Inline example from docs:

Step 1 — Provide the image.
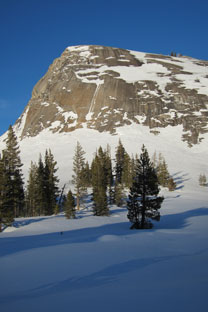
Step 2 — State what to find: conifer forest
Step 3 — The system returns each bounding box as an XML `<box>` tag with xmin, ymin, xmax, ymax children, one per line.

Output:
<box><xmin>0</xmin><ymin>126</ymin><xmax>178</xmax><ymax>231</ymax></box>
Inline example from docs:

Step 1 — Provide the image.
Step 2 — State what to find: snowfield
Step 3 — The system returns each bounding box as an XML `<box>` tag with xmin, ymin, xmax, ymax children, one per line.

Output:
<box><xmin>0</xmin><ymin>123</ymin><xmax>208</xmax><ymax>311</ymax></box>
<box><xmin>67</xmin><ymin>45</ymin><xmax>208</xmax><ymax>96</ymax></box>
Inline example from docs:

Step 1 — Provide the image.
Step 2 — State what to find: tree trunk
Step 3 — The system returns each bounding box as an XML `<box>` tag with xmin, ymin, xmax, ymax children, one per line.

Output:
<box><xmin>141</xmin><ymin>192</ymin><xmax>146</xmax><ymax>229</ymax></box>
<box><xmin>141</xmin><ymin>163</ymin><xmax>146</xmax><ymax>229</ymax></box>
<box><xmin>77</xmin><ymin>195</ymin><xmax>80</xmax><ymax>211</ymax></box>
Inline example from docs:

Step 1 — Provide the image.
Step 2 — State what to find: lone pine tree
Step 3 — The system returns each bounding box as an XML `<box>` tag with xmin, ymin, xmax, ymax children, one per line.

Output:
<box><xmin>127</xmin><ymin>145</ymin><xmax>164</xmax><ymax>229</ymax></box>
<box><xmin>64</xmin><ymin>190</ymin><xmax>76</xmax><ymax>219</ymax></box>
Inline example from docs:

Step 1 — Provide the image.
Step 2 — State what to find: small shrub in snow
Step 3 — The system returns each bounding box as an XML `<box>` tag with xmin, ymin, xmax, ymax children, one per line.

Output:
<box><xmin>199</xmin><ymin>174</ymin><xmax>207</xmax><ymax>187</ymax></box>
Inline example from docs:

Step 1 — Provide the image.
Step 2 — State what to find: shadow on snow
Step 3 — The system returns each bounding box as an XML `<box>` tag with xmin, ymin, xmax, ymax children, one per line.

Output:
<box><xmin>0</xmin><ymin>206</ymin><xmax>208</xmax><ymax>258</ymax></box>
<box><xmin>1</xmin><ymin>245</ymin><xmax>208</xmax><ymax>304</ymax></box>
<box><xmin>171</xmin><ymin>171</ymin><xmax>190</xmax><ymax>190</ymax></box>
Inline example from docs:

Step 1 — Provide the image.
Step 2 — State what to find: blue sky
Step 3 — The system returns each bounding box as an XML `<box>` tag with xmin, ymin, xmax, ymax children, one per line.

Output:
<box><xmin>0</xmin><ymin>0</ymin><xmax>208</xmax><ymax>136</ymax></box>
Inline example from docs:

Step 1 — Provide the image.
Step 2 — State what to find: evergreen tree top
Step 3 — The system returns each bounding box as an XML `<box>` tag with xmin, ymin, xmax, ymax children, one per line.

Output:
<box><xmin>4</xmin><ymin>125</ymin><xmax>22</xmax><ymax>169</ymax></box>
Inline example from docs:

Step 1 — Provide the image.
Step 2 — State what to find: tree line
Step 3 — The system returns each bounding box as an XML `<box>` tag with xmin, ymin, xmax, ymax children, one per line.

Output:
<box><xmin>0</xmin><ymin>126</ymin><xmax>176</xmax><ymax>231</ymax></box>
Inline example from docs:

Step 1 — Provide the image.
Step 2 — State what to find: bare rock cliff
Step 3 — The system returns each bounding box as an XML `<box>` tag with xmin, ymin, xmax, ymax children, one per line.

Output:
<box><xmin>15</xmin><ymin>45</ymin><xmax>208</xmax><ymax>146</ymax></box>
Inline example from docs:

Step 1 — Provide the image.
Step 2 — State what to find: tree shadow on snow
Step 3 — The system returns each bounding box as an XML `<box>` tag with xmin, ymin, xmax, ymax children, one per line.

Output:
<box><xmin>13</xmin><ymin>217</ymin><xmax>50</xmax><ymax>228</ymax></box>
<box><xmin>0</xmin><ymin>256</ymin><xmax>178</xmax><ymax>303</ymax></box>
<box><xmin>1</xmin><ymin>206</ymin><xmax>208</xmax><ymax>259</ymax></box>
<box><xmin>171</xmin><ymin>171</ymin><xmax>189</xmax><ymax>190</ymax></box>
<box><xmin>110</xmin><ymin>207</ymin><xmax>127</xmax><ymax>215</ymax></box>
<box><xmin>0</xmin><ymin>220</ymin><xmax>131</xmax><ymax>257</ymax></box>
<box><xmin>1</xmin><ymin>245</ymin><xmax>208</xmax><ymax>304</ymax></box>
<box><xmin>154</xmin><ymin>207</ymin><xmax>208</xmax><ymax>230</ymax></box>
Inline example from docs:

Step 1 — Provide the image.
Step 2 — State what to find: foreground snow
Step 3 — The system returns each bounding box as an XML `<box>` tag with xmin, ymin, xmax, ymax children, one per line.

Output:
<box><xmin>0</xmin><ymin>123</ymin><xmax>208</xmax><ymax>311</ymax></box>
<box><xmin>0</xmin><ymin>183</ymin><xmax>208</xmax><ymax>312</ymax></box>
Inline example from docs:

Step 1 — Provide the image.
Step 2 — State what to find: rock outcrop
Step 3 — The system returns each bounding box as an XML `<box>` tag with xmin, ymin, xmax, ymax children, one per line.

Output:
<box><xmin>15</xmin><ymin>45</ymin><xmax>208</xmax><ymax>146</ymax></box>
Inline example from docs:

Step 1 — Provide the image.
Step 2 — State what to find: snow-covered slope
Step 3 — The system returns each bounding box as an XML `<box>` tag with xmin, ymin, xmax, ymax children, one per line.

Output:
<box><xmin>0</xmin><ymin>46</ymin><xmax>208</xmax><ymax>312</ymax></box>
<box><xmin>0</xmin><ymin>123</ymin><xmax>208</xmax><ymax>312</ymax></box>
<box><xmin>0</xmin><ymin>121</ymin><xmax>208</xmax><ymax>192</ymax></box>
<box><xmin>0</xmin><ymin>169</ymin><xmax>208</xmax><ymax>312</ymax></box>
<box><xmin>15</xmin><ymin>123</ymin><xmax>208</xmax><ymax>190</ymax></box>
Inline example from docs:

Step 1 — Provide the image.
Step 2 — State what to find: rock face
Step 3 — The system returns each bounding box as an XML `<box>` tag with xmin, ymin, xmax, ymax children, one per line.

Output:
<box><xmin>15</xmin><ymin>45</ymin><xmax>208</xmax><ymax>146</ymax></box>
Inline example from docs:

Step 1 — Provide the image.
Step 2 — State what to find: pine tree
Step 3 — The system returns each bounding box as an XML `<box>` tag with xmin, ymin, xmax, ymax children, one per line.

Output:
<box><xmin>115</xmin><ymin>140</ymin><xmax>132</xmax><ymax>187</ymax></box>
<box><xmin>26</xmin><ymin>150</ymin><xmax>59</xmax><ymax>216</ymax></box>
<box><xmin>199</xmin><ymin>174</ymin><xmax>207</xmax><ymax>187</ymax></box>
<box><xmin>0</xmin><ymin>153</ymin><xmax>14</xmax><ymax>231</ymax></box>
<box><xmin>3</xmin><ymin>125</ymin><xmax>24</xmax><ymax>218</ymax></box>
<box><xmin>25</xmin><ymin>161</ymin><xmax>39</xmax><ymax>216</ymax></box>
<box><xmin>115</xmin><ymin>139</ymin><xmax>126</xmax><ymax>184</ymax></box>
<box><xmin>54</xmin><ymin>204</ymin><xmax>60</xmax><ymax>215</ymax></box>
<box><xmin>44</xmin><ymin>149</ymin><xmax>59</xmax><ymax>215</ymax></box>
<box><xmin>122</xmin><ymin>152</ymin><xmax>133</xmax><ymax>188</ymax></box>
<box><xmin>81</xmin><ymin>161</ymin><xmax>91</xmax><ymax>187</ymax></box>
<box><xmin>72</xmin><ymin>142</ymin><xmax>86</xmax><ymax>210</ymax></box>
<box><xmin>127</xmin><ymin>145</ymin><xmax>164</xmax><ymax>229</ymax></box>
<box><xmin>91</xmin><ymin>148</ymin><xmax>109</xmax><ymax>216</ymax></box>
<box><xmin>114</xmin><ymin>140</ymin><xmax>131</xmax><ymax>205</ymax></box>
<box><xmin>152</xmin><ymin>152</ymin><xmax>176</xmax><ymax>191</ymax></box>
<box><xmin>114</xmin><ymin>182</ymin><xmax>124</xmax><ymax>207</ymax></box>
<box><xmin>157</xmin><ymin>159</ymin><xmax>170</xmax><ymax>187</ymax></box>
<box><xmin>168</xmin><ymin>177</ymin><xmax>177</xmax><ymax>191</ymax></box>
<box><xmin>0</xmin><ymin>155</ymin><xmax>4</xmax><ymax>231</ymax></box>
<box><xmin>64</xmin><ymin>190</ymin><xmax>76</xmax><ymax>219</ymax></box>
<box><xmin>155</xmin><ymin>153</ymin><xmax>170</xmax><ymax>187</ymax></box>
<box><xmin>36</xmin><ymin>154</ymin><xmax>47</xmax><ymax>215</ymax></box>
<box><xmin>61</xmin><ymin>194</ymin><xmax>67</xmax><ymax>211</ymax></box>
<box><xmin>98</xmin><ymin>145</ymin><xmax>113</xmax><ymax>204</ymax></box>
<box><xmin>25</xmin><ymin>150</ymin><xmax>59</xmax><ymax>217</ymax></box>
<box><xmin>151</xmin><ymin>151</ymin><xmax>157</xmax><ymax>169</ymax></box>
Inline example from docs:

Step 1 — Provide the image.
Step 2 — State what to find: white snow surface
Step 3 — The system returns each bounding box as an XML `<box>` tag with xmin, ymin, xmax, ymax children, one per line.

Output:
<box><xmin>0</xmin><ymin>123</ymin><xmax>208</xmax><ymax>312</ymax></box>
<box><xmin>66</xmin><ymin>46</ymin><xmax>208</xmax><ymax>95</ymax></box>
<box><xmin>0</xmin><ymin>45</ymin><xmax>208</xmax><ymax>311</ymax></box>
